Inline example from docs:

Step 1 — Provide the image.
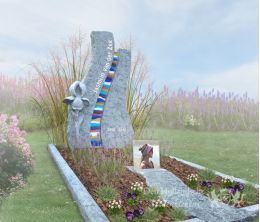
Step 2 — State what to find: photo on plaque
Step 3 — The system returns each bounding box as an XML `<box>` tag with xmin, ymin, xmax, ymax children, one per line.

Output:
<box><xmin>133</xmin><ymin>140</ymin><xmax>160</xmax><ymax>169</ymax></box>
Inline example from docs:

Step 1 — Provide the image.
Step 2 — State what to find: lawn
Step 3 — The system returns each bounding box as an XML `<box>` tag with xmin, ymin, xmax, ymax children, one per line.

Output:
<box><xmin>0</xmin><ymin>131</ymin><xmax>83</xmax><ymax>222</ymax></box>
<box><xmin>142</xmin><ymin>128</ymin><xmax>259</xmax><ymax>183</ymax></box>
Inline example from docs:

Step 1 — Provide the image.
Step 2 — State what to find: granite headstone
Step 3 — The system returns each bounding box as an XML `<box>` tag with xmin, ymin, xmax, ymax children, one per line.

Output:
<box><xmin>64</xmin><ymin>31</ymin><xmax>134</xmax><ymax>150</ymax></box>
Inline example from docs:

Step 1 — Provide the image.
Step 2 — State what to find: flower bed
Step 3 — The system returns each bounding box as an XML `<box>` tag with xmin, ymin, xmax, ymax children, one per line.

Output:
<box><xmin>0</xmin><ymin>114</ymin><xmax>33</xmax><ymax>201</ymax></box>
<box><xmin>49</xmin><ymin>142</ymin><xmax>259</xmax><ymax>222</ymax></box>
<box><xmin>161</xmin><ymin>157</ymin><xmax>259</xmax><ymax>208</ymax></box>
<box><xmin>59</xmin><ymin>147</ymin><xmax>190</xmax><ymax>221</ymax></box>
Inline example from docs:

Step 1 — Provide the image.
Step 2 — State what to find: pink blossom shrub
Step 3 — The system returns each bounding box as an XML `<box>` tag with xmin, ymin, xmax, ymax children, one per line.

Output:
<box><xmin>0</xmin><ymin>114</ymin><xmax>32</xmax><ymax>160</ymax></box>
<box><xmin>0</xmin><ymin>114</ymin><xmax>33</xmax><ymax>200</ymax></box>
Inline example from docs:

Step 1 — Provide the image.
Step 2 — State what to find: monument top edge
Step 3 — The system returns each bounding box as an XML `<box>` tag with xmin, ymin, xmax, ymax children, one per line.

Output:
<box><xmin>90</xmin><ymin>31</ymin><xmax>113</xmax><ymax>37</ymax></box>
<box><xmin>90</xmin><ymin>31</ymin><xmax>131</xmax><ymax>53</ymax></box>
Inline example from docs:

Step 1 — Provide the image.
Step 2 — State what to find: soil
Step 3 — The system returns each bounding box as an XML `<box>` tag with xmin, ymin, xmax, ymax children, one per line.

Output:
<box><xmin>160</xmin><ymin>156</ymin><xmax>223</xmax><ymax>184</ymax></box>
<box><xmin>58</xmin><ymin>147</ymin><xmax>187</xmax><ymax>222</ymax></box>
<box><xmin>161</xmin><ymin>156</ymin><xmax>200</xmax><ymax>183</ymax></box>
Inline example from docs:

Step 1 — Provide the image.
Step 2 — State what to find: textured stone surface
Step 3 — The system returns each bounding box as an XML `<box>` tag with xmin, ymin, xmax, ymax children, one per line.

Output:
<box><xmin>65</xmin><ymin>31</ymin><xmax>133</xmax><ymax>150</ymax></box>
<box><xmin>48</xmin><ymin>144</ymin><xmax>109</xmax><ymax>222</ymax></box>
<box><xmin>101</xmin><ymin>48</ymin><xmax>134</xmax><ymax>148</ymax></box>
<box><xmin>183</xmin><ymin>219</ymin><xmax>204</xmax><ymax>222</ymax></box>
<box><xmin>128</xmin><ymin>167</ymin><xmax>257</xmax><ymax>222</ymax></box>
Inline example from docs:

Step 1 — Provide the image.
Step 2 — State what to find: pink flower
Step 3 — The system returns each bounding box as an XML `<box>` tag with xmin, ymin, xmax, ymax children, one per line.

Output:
<box><xmin>0</xmin><ymin>114</ymin><xmax>32</xmax><ymax>164</ymax></box>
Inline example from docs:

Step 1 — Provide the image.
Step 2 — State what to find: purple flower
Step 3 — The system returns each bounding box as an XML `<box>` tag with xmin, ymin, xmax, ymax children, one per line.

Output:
<box><xmin>138</xmin><ymin>209</ymin><xmax>144</xmax><ymax>215</ymax></box>
<box><xmin>227</xmin><ymin>187</ymin><xmax>236</xmax><ymax>195</ymax></box>
<box><xmin>239</xmin><ymin>183</ymin><xmax>245</xmax><ymax>191</ymax></box>
<box><xmin>206</xmin><ymin>181</ymin><xmax>212</xmax><ymax>188</ymax></box>
<box><xmin>200</xmin><ymin>181</ymin><xmax>212</xmax><ymax>188</ymax></box>
<box><xmin>234</xmin><ymin>184</ymin><xmax>239</xmax><ymax>191</ymax></box>
<box><xmin>124</xmin><ymin>192</ymin><xmax>132</xmax><ymax>198</ymax></box>
<box><xmin>131</xmin><ymin>193</ymin><xmax>137</xmax><ymax>200</ymax></box>
<box><xmin>200</xmin><ymin>181</ymin><xmax>207</xmax><ymax>187</ymax></box>
<box><xmin>124</xmin><ymin>192</ymin><xmax>137</xmax><ymax>200</ymax></box>
<box><xmin>234</xmin><ymin>183</ymin><xmax>244</xmax><ymax>191</ymax></box>
<box><xmin>133</xmin><ymin>209</ymin><xmax>140</xmax><ymax>216</ymax></box>
<box><xmin>126</xmin><ymin>212</ymin><xmax>135</xmax><ymax>221</ymax></box>
<box><xmin>133</xmin><ymin>209</ymin><xmax>144</xmax><ymax>217</ymax></box>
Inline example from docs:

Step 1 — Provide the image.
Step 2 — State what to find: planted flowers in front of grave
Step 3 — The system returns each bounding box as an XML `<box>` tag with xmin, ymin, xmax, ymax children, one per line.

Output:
<box><xmin>98</xmin><ymin>181</ymin><xmax>187</xmax><ymax>221</ymax></box>
<box><xmin>108</xmin><ymin>199</ymin><xmax>123</xmax><ymax>215</ymax></box>
<box><xmin>186</xmin><ymin>171</ymin><xmax>258</xmax><ymax>207</ymax></box>
<box><xmin>130</xmin><ymin>182</ymin><xmax>144</xmax><ymax>195</ymax></box>
<box><xmin>124</xmin><ymin>181</ymin><xmax>145</xmax><ymax>220</ymax></box>
<box><xmin>187</xmin><ymin>174</ymin><xmax>198</xmax><ymax>189</ymax></box>
<box><xmin>199</xmin><ymin>180</ymin><xmax>213</xmax><ymax>195</ymax></box>
<box><xmin>209</xmin><ymin>176</ymin><xmax>257</xmax><ymax>207</ymax></box>
<box><xmin>187</xmin><ymin>172</ymin><xmax>213</xmax><ymax>194</ymax></box>
<box><xmin>151</xmin><ymin>198</ymin><xmax>167</xmax><ymax>213</ymax></box>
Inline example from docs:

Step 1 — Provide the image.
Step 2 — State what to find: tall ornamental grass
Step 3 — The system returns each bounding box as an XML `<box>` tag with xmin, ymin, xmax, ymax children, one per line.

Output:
<box><xmin>32</xmin><ymin>33</ymin><xmax>90</xmax><ymax>145</ymax></box>
<box><xmin>72</xmin><ymin>148</ymin><xmax>128</xmax><ymax>185</ymax></box>
<box><xmin>152</xmin><ymin>87</ymin><xmax>258</xmax><ymax>131</ymax></box>
<box><xmin>127</xmin><ymin>51</ymin><xmax>159</xmax><ymax>138</ymax></box>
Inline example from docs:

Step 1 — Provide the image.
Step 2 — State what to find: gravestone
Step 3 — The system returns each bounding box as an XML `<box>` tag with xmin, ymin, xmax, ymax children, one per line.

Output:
<box><xmin>64</xmin><ymin>31</ymin><xmax>134</xmax><ymax>150</ymax></box>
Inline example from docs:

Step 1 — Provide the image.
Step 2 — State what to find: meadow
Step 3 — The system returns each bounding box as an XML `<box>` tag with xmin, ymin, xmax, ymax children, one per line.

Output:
<box><xmin>142</xmin><ymin>128</ymin><xmax>259</xmax><ymax>183</ymax></box>
<box><xmin>151</xmin><ymin>86</ymin><xmax>258</xmax><ymax>132</ymax></box>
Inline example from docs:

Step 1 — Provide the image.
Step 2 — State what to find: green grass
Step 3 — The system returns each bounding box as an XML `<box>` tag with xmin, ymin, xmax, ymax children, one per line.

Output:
<box><xmin>96</xmin><ymin>185</ymin><xmax>117</xmax><ymax>202</ymax></box>
<box><xmin>198</xmin><ymin>168</ymin><xmax>217</xmax><ymax>181</ymax></box>
<box><xmin>142</xmin><ymin>128</ymin><xmax>259</xmax><ymax>183</ymax></box>
<box><xmin>18</xmin><ymin>114</ymin><xmax>47</xmax><ymax>132</ymax></box>
<box><xmin>0</xmin><ymin>131</ymin><xmax>83</xmax><ymax>222</ymax></box>
<box><xmin>169</xmin><ymin>208</ymin><xmax>187</xmax><ymax>221</ymax></box>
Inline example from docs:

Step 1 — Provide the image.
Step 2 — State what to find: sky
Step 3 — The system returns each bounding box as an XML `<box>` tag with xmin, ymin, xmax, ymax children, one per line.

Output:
<box><xmin>0</xmin><ymin>0</ymin><xmax>259</xmax><ymax>99</ymax></box>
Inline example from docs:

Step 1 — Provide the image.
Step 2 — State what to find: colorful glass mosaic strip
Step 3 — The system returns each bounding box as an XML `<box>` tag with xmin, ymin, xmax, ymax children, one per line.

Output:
<box><xmin>90</xmin><ymin>52</ymin><xmax>119</xmax><ymax>147</ymax></box>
